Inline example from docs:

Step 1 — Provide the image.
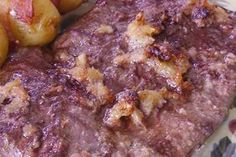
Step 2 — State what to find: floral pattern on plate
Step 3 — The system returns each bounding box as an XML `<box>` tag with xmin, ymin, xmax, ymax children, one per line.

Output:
<box><xmin>193</xmin><ymin>108</ymin><xmax>236</xmax><ymax>157</ymax></box>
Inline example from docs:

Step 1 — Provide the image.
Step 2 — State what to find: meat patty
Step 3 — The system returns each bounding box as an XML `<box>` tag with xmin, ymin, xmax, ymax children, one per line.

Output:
<box><xmin>0</xmin><ymin>0</ymin><xmax>236</xmax><ymax>157</ymax></box>
<box><xmin>0</xmin><ymin>48</ymin><xmax>116</xmax><ymax>157</ymax></box>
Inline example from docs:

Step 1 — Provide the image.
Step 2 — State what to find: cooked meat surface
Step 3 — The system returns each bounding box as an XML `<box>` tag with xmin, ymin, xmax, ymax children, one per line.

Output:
<box><xmin>0</xmin><ymin>0</ymin><xmax>236</xmax><ymax>157</ymax></box>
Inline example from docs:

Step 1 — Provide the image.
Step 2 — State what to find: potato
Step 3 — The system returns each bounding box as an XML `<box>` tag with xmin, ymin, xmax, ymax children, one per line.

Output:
<box><xmin>8</xmin><ymin>0</ymin><xmax>61</xmax><ymax>46</ymax></box>
<box><xmin>0</xmin><ymin>0</ymin><xmax>13</xmax><ymax>40</ymax></box>
<box><xmin>56</xmin><ymin>0</ymin><xmax>84</xmax><ymax>13</ymax></box>
<box><xmin>0</xmin><ymin>23</ymin><xmax>9</xmax><ymax>67</ymax></box>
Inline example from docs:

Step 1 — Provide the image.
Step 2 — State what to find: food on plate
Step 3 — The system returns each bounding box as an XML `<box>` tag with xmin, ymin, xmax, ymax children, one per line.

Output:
<box><xmin>0</xmin><ymin>0</ymin><xmax>85</xmax><ymax>66</ymax></box>
<box><xmin>0</xmin><ymin>0</ymin><xmax>85</xmax><ymax>47</ymax></box>
<box><xmin>0</xmin><ymin>0</ymin><xmax>61</xmax><ymax>46</ymax></box>
<box><xmin>52</xmin><ymin>0</ymin><xmax>236</xmax><ymax>156</ymax></box>
<box><xmin>52</xmin><ymin>0</ymin><xmax>84</xmax><ymax>13</ymax></box>
<box><xmin>0</xmin><ymin>23</ymin><xmax>9</xmax><ymax>67</ymax></box>
<box><xmin>0</xmin><ymin>0</ymin><xmax>236</xmax><ymax>157</ymax></box>
<box><xmin>8</xmin><ymin>0</ymin><xmax>61</xmax><ymax>46</ymax></box>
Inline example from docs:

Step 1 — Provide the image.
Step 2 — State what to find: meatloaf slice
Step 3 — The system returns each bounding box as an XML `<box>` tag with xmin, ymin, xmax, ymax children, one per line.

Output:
<box><xmin>52</xmin><ymin>0</ymin><xmax>236</xmax><ymax>156</ymax></box>
<box><xmin>0</xmin><ymin>0</ymin><xmax>235</xmax><ymax>157</ymax></box>
<box><xmin>0</xmin><ymin>48</ymin><xmax>117</xmax><ymax>157</ymax></box>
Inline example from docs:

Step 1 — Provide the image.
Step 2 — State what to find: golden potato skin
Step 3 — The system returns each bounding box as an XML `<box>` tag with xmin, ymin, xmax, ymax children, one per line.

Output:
<box><xmin>0</xmin><ymin>0</ymin><xmax>13</xmax><ymax>40</ymax></box>
<box><xmin>0</xmin><ymin>0</ymin><xmax>84</xmax><ymax>47</ymax></box>
<box><xmin>0</xmin><ymin>23</ymin><xmax>9</xmax><ymax>67</ymax></box>
<box><xmin>8</xmin><ymin>0</ymin><xmax>61</xmax><ymax>46</ymax></box>
<box><xmin>57</xmin><ymin>0</ymin><xmax>84</xmax><ymax>13</ymax></box>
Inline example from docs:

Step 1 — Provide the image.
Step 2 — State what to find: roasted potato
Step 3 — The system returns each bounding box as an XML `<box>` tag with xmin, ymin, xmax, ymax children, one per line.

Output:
<box><xmin>7</xmin><ymin>0</ymin><xmax>61</xmax><ymax>46</ymax></box>
<box><xmin>0</xmin><ymin>0</ymin><xmax>85</xmax><ymax>47</ymax></box>
<box><xmin>0</xmin><ymin>0</ymin><xmax>13</xmax><ymax>40</ymax></box>
<box><xmin>52</xmin><ymin>0</ymin><xmax>84</xmax><ymax>13</ymax></box>
<box><xmin>0</xmin><ymin>23</ymin><xmax>9</xmax><ymax>67</ymax></box>
<box><xmin>0</xmin><ymin>0</ymin><xmax>61</xmax><ymax>46</ymax></box>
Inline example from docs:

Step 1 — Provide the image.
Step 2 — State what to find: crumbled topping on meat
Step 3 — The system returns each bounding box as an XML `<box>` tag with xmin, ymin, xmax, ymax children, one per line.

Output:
<box><xmin>138</xmin><ymin>88</ymin><xmax>167</xmax><ymax>116</ymax></box>
<box><xmin>130</xmin><ymin>109</ymin><xmax>145</xmax><ymax>128</ymax></box>
<box><xmin>174</xmin><ymin>54</ymin><xmax>191</xmax><ymax>74</ymax></box>
<box><xmin>96</xmin><ymin>24</ymin><xmax>114</xmax><ymax>34</ymax></box>
<box><xmin>224</xmin><ymin>53</ymin><xmax>236</xmax><ymax>65</ymax></box>
<box><xmin>104</xmin><ymin>87</ymin><xmax>187</xmax><ymax>123</ymax></box>
<box><xmin>22</xmin><ymin>124</ymin><xmax>41</xmax><ymax>154</ymax></box>
<box><xmin>145</xmin><ymin>43</ymin><xmax>172</xmax><ymax>61</ymax></box>
<box><xmin>126</xmin><ymin>12</ymin><xmax>160</xmax><ymax>50</ymax></box>
<box><xmin>120</xmin><ymin>46</ymin><xmax>190</xmax><ymax>87</ymax></box>
<box><xmin>75</xmin><ymin>53</ymin><xmax>87</xmax><ymax>67</ymax></box>
<box><xmin>23</xmin><ymin>124</ymin><xmax>38</xmax><ymax>138</ymax></box>
<box><xmin>0</xmin><ymin>79</ymin><xmax>30</xmax><ymax>115</ymax></box>
<box><xmin>114</xmin><ymin>13</ymin><xmax>191</xmax><ymax>88</ymax></box>
<box><xmin>56</xmin><ymin>51</ymin><xmax>72</xmax><ymax>62</ymax></box>
<box><xmin>113</xmin><ymin>12</ymin><xmax>160</xmax><ymax>65</ymax></box>
<box><xmin>185</xmin><ymin>0</ymin><xmax>229</xmax><ymax>27</ymax></box>
<box><xmin>113</xmin><ymin>53</ymin><xmax>146</xmax><ymax>65</ymax></box>
<box><xmin>69</xmin><ymin>53</ymin><xmax>88</xmax><ymax>82</ymax></box>
<box><xmin>117</xmin><ymin>51</ymin><xmax>190</xmax><ymax>87</ymax></box>
<box><xmin>104</xmin><ymin>98</ymin><xmax>135</xmax><ymax>127</ymax></box>
<box><xmin>148</xmin><ymin>59</ymin><xmax>181</xmax><ymax>88</ymax></box>
<box><xmin>69</xmin><ymin>54</ymin><xmax>113</xmax><ymax>106</ymax></box>
<box><xmin>146</xmin><ymin>50</ymin><xmax>190</xmax><ymax>88</ymax></box>
<box><xmin>87</xmin><ymin>82</ymin><xmax>111</xmax><ymax>104</ymax></box>
<box><xmin>104</xmin><ymin>90</ymin><xmax>144</xmax><ymax>128</ymax></box>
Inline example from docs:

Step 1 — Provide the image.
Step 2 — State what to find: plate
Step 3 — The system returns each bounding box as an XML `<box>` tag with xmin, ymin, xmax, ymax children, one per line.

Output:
<box><xmin>193</xmin><ymin>108</ymin><xmax>236</xmax><ymax>157</ymax></box>
<box><xmin>210</xmin><ymin>0</ymin><xmax>236</xmax><ymax>11</ymax></box>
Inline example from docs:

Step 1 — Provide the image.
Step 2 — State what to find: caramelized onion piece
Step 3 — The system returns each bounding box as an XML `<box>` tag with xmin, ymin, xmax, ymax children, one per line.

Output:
<box><xmin>104</xmin><ymin>90</ymin><xmax>145</xmax><ymax>128</ymax></box>
<box><xmin>0</xmin><ymin>79</ymin><xmax>30</xmax><ymax>115</ymax></box>
<box><xmin>185</xmin><ymin>0</ymin><xmax>230</xmax><ymax>27</ymax></box>
<box><xmin>68</xmin><ymin>54</ymin><xmax>113</xmax><ymax>107</ymax></box>
<box><xmin>126</xmin><ymin>12</ymin><xmax>160</xmax><ymax>51</ymax></box>
<box><xmin>138</xmin><ymin>88</ymin><xmax>167</xmax><ymax>116</ymax></box>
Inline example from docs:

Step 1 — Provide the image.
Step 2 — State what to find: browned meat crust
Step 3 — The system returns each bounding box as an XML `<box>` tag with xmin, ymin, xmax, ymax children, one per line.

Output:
<box><xmin>0</xmin><ymin>0</ymin><xmax>236</xmax><ymax>157</ymax></box>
